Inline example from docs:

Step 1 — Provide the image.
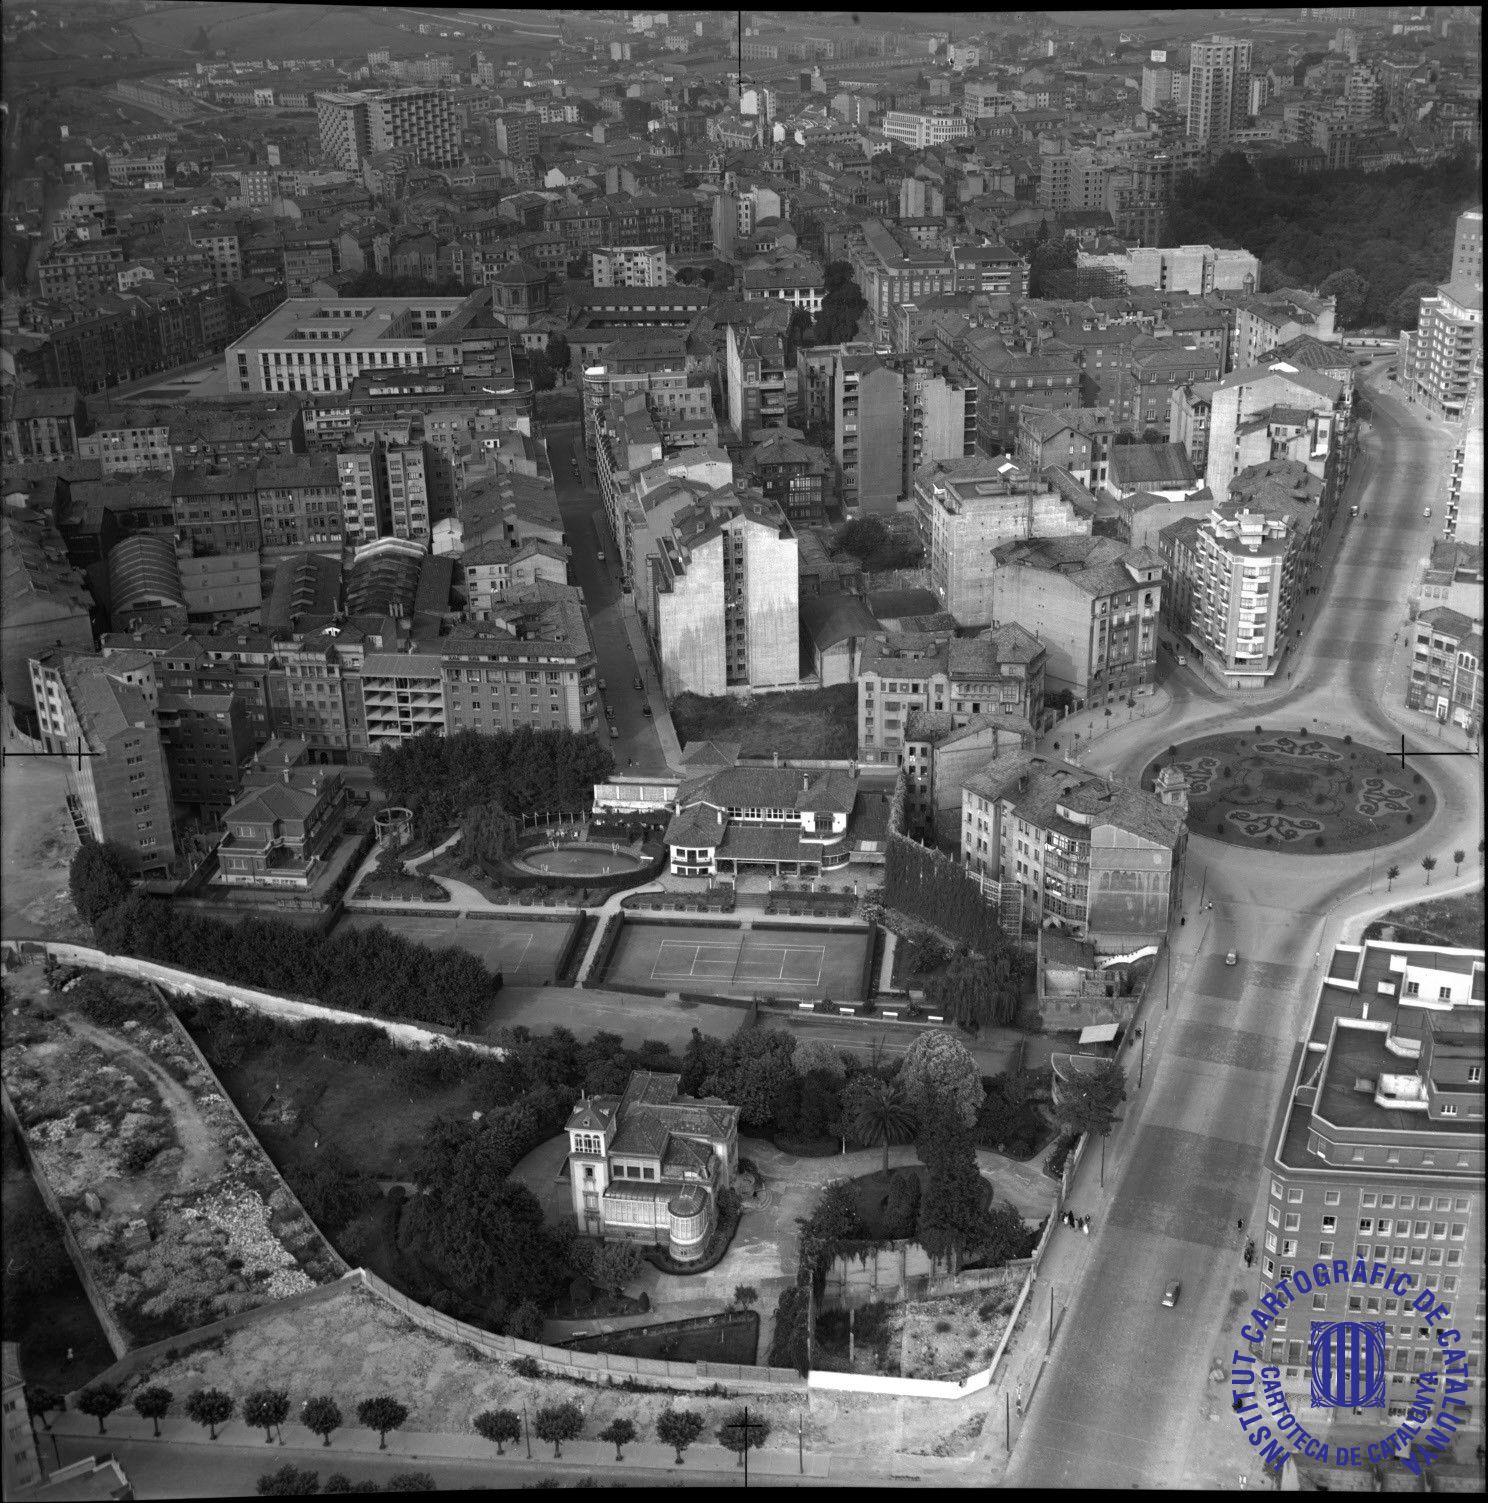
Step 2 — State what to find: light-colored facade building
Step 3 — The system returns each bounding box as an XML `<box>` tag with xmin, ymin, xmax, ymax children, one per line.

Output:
<box><xmin>960</xmin><ymin>751</ymin><xmax>1188</xmax><ymax>944</ymax></box>
<box><xmin>1187</xmin><ymin>36</ymin><xmax>1253</xmax><ymax>149</ymax></box>
<box><xmin>650</xmin><ymin>486</ymin><xmax>798</xmax><ymax>699</ymax></box>
<box><xmin>834</xmin><ymin>351</ymin><xmax>904</xmax><ymax>514</ymax></box>
<box><xmin>592</xmin><ymin>244</ymin><xmax>669</xmax><ymax>288</ymax></box>
<box><xmin>1076</xmin><ymin>244</ymin><xmax>1259</xmax><ymax>296</ymax></box>
<box><xmin>214</xmin><ymin>738</ymin><xmax>348</xmax><ymax>889</ymax></box>
<box><xmin>1406</xmin><ymin>282</ymin><xmax>1483</xmax><ymax>423</ymax></box>
<box><xmin>914</xmin><ymin>454</ymin><xmax>1094</xmax><ymax>628</ymax></box>
<box><xmin>882</xmin><ymin>108</ymin><xmax>970</xmax><ymax>150</ymax></box>
<box><xmin>566</xmin><ymin>1070</ymin><xmax>739</xmax><ymax>1261</ymax></box>
<box><xmin>316</xmin><ymin>87</ymin><xmax>460</xmax><ymax>170</ymax></box>
<box><xmin>1408</xmin><ymin>607</ymin><xmax>1483</xmax><ymax>736</ymax></box>
<box><xmin>726</xmin><ymin>324</ymin><xmax>789</xmax><ymax>445</ymax></box>
<box><xmin>1204</xmin><ymin>361</ymin><xmax>1348</xmax><ymax>504</ymax></box>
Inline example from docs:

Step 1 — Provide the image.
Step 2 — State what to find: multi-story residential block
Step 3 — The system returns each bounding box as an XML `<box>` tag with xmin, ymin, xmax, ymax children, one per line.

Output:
<box><xmin>604</xmin><ymin>447</ymin><xmax>733</xmax><ymax>591</ymax></box>
<box><xmin>254</xmin><ymin>456</ymin><xmax>345</xmax><ymax>549</ymax></box>
<box><xmin>649</xmin><ymin>484</ymin><xmax>798</xmax><ymax>699</ymax></box>
<box><xmin>742</xmin><ymin>261</ymin><xmax>827</xmax><ymax>314</ymax></box>
<box><xmin>882</xmin><ymin>108</ymin><xmax>971</xmax><ymax>150</ymax></box>
<box><xmin>1168</xmin><ymin>381</ymin><xmax>1218</xmax><ymax>471</ymax></box>
<box><xmin>171</xmin><ymin>401</ymin><xmax>307</xmax><ymax>471</ymax></box>
<box><xmin>316</xmin><ymin>88</ymin><xmax>460</xmax><ymax>170</ymax></box>
<box><xmin>1205</xmin><ymin>361</ymin><xmax>1349</xmax><ymax>504</ymax></box>
<box><xmin>989</xmin><ymin>534</ymin><xmax>1163</xmax><ymax>705</ymax></box>
<box><xmin>858</xmin><ymin>623</ymin><xmax>1046</xmax><ymax>768</ymax></box>
<box><xmin>950</xmin><ymin>242</ymin><xmax>1029</xmax><ymax>298</ymax></box>
<box><xmin>1187</xmin><ymin>36</ymin><xmax>1253</xmax><ymax>149</ymax></box>
<box><xmin>1017</xmin><ymin>406</ymin><xmax>1115</xmax><ymax>491</ymax></box>
<box><xmin>214</xmin><ymin>736</ymin><xmax>349</xmax><ymax>888</ymax></box>
<box><xmin>170</xmin><ymin>468</ymin><xmax>262</xmax><ymax>555</ymax></box>
<box><xmin>902</xmin><ymin>363</ymin><xmax>978</xmax><ymax>499</ymax></box>
<box><xmin>1405</xmin><ymin>282</ymin><xmax>1483</xmax><ymax>423</ymax></box>
<box><xmin>565</xmin><ymin>1070</ymin><xmax>739</xmax><ymax>1261</ymax></box>
<box><xmin>1232</xmin><ymin>289</ymin><xmax>1338</xmax><ymax>369</ymax></box>
<box><xmin>156</xmin><ymin>689</ymin><xmax>253</xmax><ymax>817</ymax></box>
<box><xmin>960</xmin><ymin>751</ymin><xmax>1188</xmax><ymax>943</ymax></box>
<box><xmin>1159</xmin><ymin>464</ymin><xmax>1322</xmax><ymax>688</ymax></box>
<box><xmin>741</xmin><ymin>432</ymin><xmax>831</xmax><ymax>531</ymax></box>
<box><xmin>834</xmin><ymin>350</ymin><xmax>904</xmax><ymax>515</ymax></box>
<box><xmin>1077</xmin><ymin>244</ymin><xmax>1259</xmax><ymax>296</ymax></box>
<box><xmin>591</xmin><ymin>245</ymin><xmax>669</xmax><ymax>288</ymax></box>
<box><xmin>29</xmin><ymin>648</ymin><xmax>175</xmax><ymax>874</ymax></box>
<box><xmin>36</xmin><ymin>240</ymin><xmax>127</xmax><ymax>301</ymax></box>
<box><xmin>851</xmin><ymin>218</ymin><xmax>960</xmax><ymax>342</ymax></box>
<box><xmin>493</xmin><ymin>110</ymin><xmax>541</xmax><ymax>162</ymax></box>
<box><xmin>937</xmin><ymin>329</ymin><xmax>1083</xmax><ymax>453</ymax></box>
<box><xmin>914</xmin><ymin>454</ymin><xmax>1094</xmax><ymax>627</ymax></box>
<box><xmin>1255</xmin><ymin>937</ymin><xmax>1484</xmax><ymax>1425</ymax></box>
<box><xmin>725</xmin><ymin>325</ymin><xmax>789</xmax><ymax>445</ymax></box>
<box><xmin>1407</xmin><ymin>607</ymin><xmax>1483</xmax><ymax>736</ymax></box>
<box><xmin>662</xmin><ymin>764</ymin><xmax>873</xmax><ymax>879</ymax></box>
<box><xmin>1</xmin><ymin>502</ymin><xmax>97</xmax><ymax>738</ymax></box>
<box><xmin>436</xmin><ymin>587</ymin><xmax>600</xmax><ymax>739</ymax></box>
<box><xmin>1451</xmin><ymin>206</ymin><xmax>1483</xmax><ymax>288</ymax></box>
<box><xmin>80</xmin><ymin>406</ymin><xmax>175</xmax><ymax>475</ymax></box>
<box><xmin>2</xmin><ymin>387</ymin><xmax>90</xmax><ymax>465</ymax></box>
<box><xmin>796</xmin><ymin>340</ymin><xmax>877</xmax><ymax>432</ymax></box>
<box><xmin>1443</xmin><ymin>425</ymin><xmax>1483</xmax><ymax>548</ymax></box>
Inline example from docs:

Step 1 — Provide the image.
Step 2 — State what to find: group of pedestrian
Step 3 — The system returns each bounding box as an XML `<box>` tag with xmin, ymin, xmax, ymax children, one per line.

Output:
<box><xmin>1062</xmin><ymin>1211</ymin><xmax>1092</xmax><ymax>1235</ymax></box>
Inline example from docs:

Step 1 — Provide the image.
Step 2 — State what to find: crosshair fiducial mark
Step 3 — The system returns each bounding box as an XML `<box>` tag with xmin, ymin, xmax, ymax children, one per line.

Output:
<box><xmin>2</xmin><ymin>741</ymin><xmax>101</xmax><ymax>771</ymax></box>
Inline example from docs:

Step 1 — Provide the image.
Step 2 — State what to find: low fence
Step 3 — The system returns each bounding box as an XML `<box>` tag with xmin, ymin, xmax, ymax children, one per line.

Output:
<box><xmin>2</xmin><ymin>941</ymin><xmax>508</xmax><ymax>1058</ymax></box>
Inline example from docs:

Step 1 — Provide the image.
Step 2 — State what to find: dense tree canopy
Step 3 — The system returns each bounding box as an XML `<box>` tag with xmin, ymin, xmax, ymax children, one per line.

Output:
<box><xmin>1052</xmin><ymin>1058</ymin><xmax>1127</xmax><ymax>1139</ymax></box>
<box><xmin>1168</xmin><ymin>149</ymin><xmax>1478</xmax><ymax>327</ymax></box>
<box><xmin>813</xmin><ymin>261</ymin><xmax>869</xmax><ymax>344</ymax></box>
<box><xmin>68</xmin><ymin>841</ymin><xmax>134</xmax><ymax>926</ymax></box>
<box><xmin>898</xmin><ymin>1032</ymin><xmax>984</xmax><ymax>1130</ymax></box>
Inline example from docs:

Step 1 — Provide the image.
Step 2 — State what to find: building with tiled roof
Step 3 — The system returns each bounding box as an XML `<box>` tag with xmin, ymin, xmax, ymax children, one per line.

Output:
<box><xmin>961</xmin><ymin>750</ymin><xmax>1189</xmax><ymax>946</ymax></box>
<box><xmin>566</xmin><ymin>1070</ymin><xmax>739</xmax><ymax>1261</ymax></box>
<box><xmin>215</xmin><ymin>736</ymin><xmax>348</xmax><ymax>889</ymax></box>
<box><xmin>663</xmin><ymin>763</ymin><xmax>880</xmax><ymax>879</ymax></box>
<box><xmin>1205</xmin><ymin>360</ymin><xmax>1348</xmax><ymax>504</ymax></box>
<box><xmin>1408</xmin><ymin>607</ymin><xmax>1482</xmax><ymax>736</ymax></box>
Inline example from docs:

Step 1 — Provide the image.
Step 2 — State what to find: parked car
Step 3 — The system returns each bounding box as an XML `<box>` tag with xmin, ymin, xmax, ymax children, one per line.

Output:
<box><xmin>1176</xmin><ymin>654</ymin><xmax>1188</xmax><ymax>666</ymax></box>
<box><xmin>597</xmin><ymin>548</ymin><xmax>605</xmax><ymax>561</ymax></box>
<box><xmin>1226</xmin><ymin>949</ymin><xmax>1238</xmax><ymax>966</ymax></box>
<box><xmin>609</xmin><ymin>724</ymin><xmax>619</xmax><ymax>739</ymax></box>
<box><xmin>1423</xmin><ymin>507</ymin><xmax>1431</xmax><ymax>518</ymax></box>
<box><xmin>597</xmin><ymin>677</ymin><xmax>606</xmax><ymax>691</ymax></box>
<box><xmin>605</xmin><ymin>705</ymin><xmax>615</xmax><ymax>719</ymax></box>
<box><xmin>1162</xmin><ymin>1281</ymin><xmax>1181</xmax><ymax>1308</ymax></box>
<box><xmin>641</xmin><ymin>703</ymin><xmax>652</xmax><ymax>716</ymax></box>
<box><xmin>632</xmin><ymin>675</ymin><xmax>643</xmax><ymax>690</ymax></box>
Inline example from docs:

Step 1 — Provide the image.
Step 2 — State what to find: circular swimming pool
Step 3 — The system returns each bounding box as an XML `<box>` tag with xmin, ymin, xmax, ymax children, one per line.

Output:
<box><xmin>518</xmin><ymin>842</ymin><xmax>649</xmax><ymax>877</ymax></box>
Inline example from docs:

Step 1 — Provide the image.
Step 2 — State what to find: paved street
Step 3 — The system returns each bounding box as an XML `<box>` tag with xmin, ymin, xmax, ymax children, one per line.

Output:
<box><xmin>994</xmin><ymin>371</ymin><xmax>1484</xmax><ymax>1489</ymax></box>
<box><xmin>546</xmin><ymin>422</ymin><xmax>672</xmax><ymax>774</ymax></box>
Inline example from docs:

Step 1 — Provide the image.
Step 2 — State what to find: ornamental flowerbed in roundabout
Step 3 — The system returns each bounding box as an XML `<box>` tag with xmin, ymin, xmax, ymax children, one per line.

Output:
<box><xmin>1143</xmin><ymin>730</ymin><xmax>1435</xmax><ymax>854</ymax></box>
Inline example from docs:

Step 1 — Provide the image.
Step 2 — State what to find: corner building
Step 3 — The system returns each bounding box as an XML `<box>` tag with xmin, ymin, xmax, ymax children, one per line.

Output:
<box><xmin>1258</xmin><ymin>939</ymin><xmax>1484</xmax><ymax>1426</ymax></box>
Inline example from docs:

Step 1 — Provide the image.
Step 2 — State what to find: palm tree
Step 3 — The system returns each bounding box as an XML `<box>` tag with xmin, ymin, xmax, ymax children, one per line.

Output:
<box><xmin>849</xmin><ymin>1078</ymin><xmax>917</xmax><ymax>1177</ymax></box>
<box><xmin>1421</xmin><ymin>855</ymin><xmax>1437</xmax><ymax>886</ymax></box>
<box><xmin>1386</xmin><ymin>864</ymin><xmax>1400</xmax><ymax>892</ymax></box>
<box><xmin>1452</xmin><ymin>848</ymin><xmax>1465</xmax><ymax>876</ymax></box>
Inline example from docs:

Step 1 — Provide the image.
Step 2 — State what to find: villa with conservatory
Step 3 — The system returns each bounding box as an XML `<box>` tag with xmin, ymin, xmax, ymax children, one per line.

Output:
<box><xmin>660</xmin><ymin>765</ymin><xmax>890</xmax><ymax>878</ymax></box>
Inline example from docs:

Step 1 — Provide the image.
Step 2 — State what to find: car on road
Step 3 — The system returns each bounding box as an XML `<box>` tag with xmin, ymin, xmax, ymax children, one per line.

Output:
<box><xmin>633</xmin><ymin>675</ymin><xmax>643</xmax><ymax>690</ymax></box>
<box><xmin>641</xmin><ymin>703</ymin><xmax>652</xmax><ymax>716</ymax></box>
<box><xmin>609</xmin><ymin>724</ymin><xmax>619</xmax><ymax>738</ymax></box>
<box><xmin>1423</xmin><ymin>507</ymin><xmax>1431</xmax><ymax>518</ymax></box>
<box><xmin>598</xmin><ymin>677</ymin><xmax>606</xmax><ymax>691</ymax></box>
<box><xmin>605</xmin><ymin>705</ymin><xmax>615</xmax><ymax>719</ymax></box>
<box><xmin>1176</xmin><ymin>653</ymin><xmax>1187</xmax><ymax>666</ymax></box>
<box><xmin>1226</xmin><ymin>950</ymin><xmax>1237</xmax><ymax>966</ymax></box>
<box><xmin>1350</xmin><ymin>505</ymin><xmax>1359</xmax><ymax>517</ymax></box>
<box><xmin>597</xmin><ymin>548</ymin><xmax>605</xmax><ymax>561</ymax></box>
<box><xmin>1162</xmin><ymin>1281</ymin><xmax>1181</xmax><ymax>1308</ymax></box>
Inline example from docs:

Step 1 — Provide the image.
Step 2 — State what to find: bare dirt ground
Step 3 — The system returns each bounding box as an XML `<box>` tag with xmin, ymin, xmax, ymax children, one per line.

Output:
<box><xmin>1</xmin><ymin>745</ymin><xmax>87</xmax><ymax>939</ymax></box>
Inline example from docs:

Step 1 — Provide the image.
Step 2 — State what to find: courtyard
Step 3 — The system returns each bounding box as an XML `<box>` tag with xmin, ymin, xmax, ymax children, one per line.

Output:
<box><xmin>1146</xmin><ymin>729</ymin><xmax>1435</xmax><ymax>853</ymax></box>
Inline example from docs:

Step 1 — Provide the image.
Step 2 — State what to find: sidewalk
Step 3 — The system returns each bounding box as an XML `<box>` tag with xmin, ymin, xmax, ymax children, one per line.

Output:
<box><xmin>40</xmin><ymin>1409</ymin><xmax>829</xmax><ymax>1480</ymax></box>
<box><xmin>615</xmin><ymin>590</ymin><xmax>684</xmax><ymax>772</ymax></box>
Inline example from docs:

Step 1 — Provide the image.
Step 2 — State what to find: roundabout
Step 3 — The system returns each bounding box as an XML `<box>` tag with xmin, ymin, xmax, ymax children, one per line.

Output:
<box><xmin>1144</xmin><ymin>729</ymin><xmax>1436</xmax><ymax>854</ymax></box>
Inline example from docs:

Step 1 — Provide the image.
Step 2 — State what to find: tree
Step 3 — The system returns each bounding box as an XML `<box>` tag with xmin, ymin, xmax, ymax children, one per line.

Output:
<box><xmin>527</xmin><ymin>348</ymin><xmax>557</xmax><ymax>392</ymax></box>
<box><xmin>533</xmin><ymin>1401</ymin><xmax>584</xmax><ymax>1458</ymax></box>
<box><xmin>717</xmin><ymin>1408</ymin><xmax>771</xmax><ymax>1467</ymax></box>
<box><xmin>77</xmin><ymin>1383</ymin><xmax>122</xmax><ymax>1435</ymax></box>
<box><xmin>586</xmin><ymin>1239</ymin><xmax>643</xmax><ymax>1297</ymax></box>
<box><xmin>848</xmin><ymin>1078</ymin><xmax>917</xmax><ymax>1176</ymax></box>
<box><xmin>385</xmin><ymin>1473</ymin><xmax>435</xmax><ymax>1492</ymax></box>
<box><xmin>546</xmin><ymin>333</ymin><xmax>570</xmax><ymax>375</ymax></box>
<box><xmin>474</xmin><ymin>1408</ymin><xmax>523</xmax><ymax>1456</ymax></box>
<box><xmin>926</xmin><ymin>949</ymin><xmax>1022</xmax><ymax>1032</ymax></box>
<box><xmin>917</xmin><ymin>1122</ymin><xmax>991</xmax><ymax>1275</ymax></box>
<box><xmin>656</xmin><ymin>1407</ymin><xmax>706</xmax><ymax>1465</ymax></box>
<box><xmin>598</xmin><ymin>1417</ymin><xmax>637</xmax><ymax>1460</ymax></box>
<box><xmin>303</xmin><ymin>1397</ymin><xmax>343</xmax><ymax>1447</ymax></box>
<box><xmin>68</xmin><ymin>841</ymin><xmax>134</xmax><ymax>925</ymax></box>
<box><xmin>1452</xmin><ymin>848</ymin><xmax>1465</xmax><ymax>875</ymax></box>
<box><xmin>1386</xmin><ymin>863</ymin><xmax>1400</xmax><ymax>891</ymax></box>
<box><xmin>1052</xmin><ymin>1059</ymin><xmax>1127</xmax><ymax>1140</ymax></box>
<box><xmin>25</xmin><ymin>1386</ymin><xmax>63</xmax><ymax>1433</ymax></box>
<box><xmin>244</xmin><ymin>1388</ymin><xmax>291</xmax><ymax>1445</ymax></box>
<box><xmin>258</xmin><ymin>1466</ymin><xmax>321</xmax><ymax>1496</ymax></box>
<box><xmin>185</xmin><ymin>1388</ymin><xmax>234</xmax><ymax>1441</ymax></box>
<box><xmin>1318</xmin><ymin>268</ymin><xmax>1371</xmax><ymax>329</ymax></box>
<box><xmin>815</xmin><ymin>263</ymin><xmax>868</xmax><ymax>343</ymax></box>
<box><xmin>132</xmin><ymin>1385</ymin><xmax>173</xmax><ymax>1438</ymax></box>
<box><xmin>356</xmin><ymin>1396</ymin><xmax>409</xmax><ymax>1450</ymax></box>
<box><xmin>898</xmin><ymin>1032</ymin><xmax>984</xmax><ymax>1130</ymax></box>
<box><xmin>733</xmin><ymin>1284</ymin><xmax>759</xmax><ymax>1311</ymax></box>
<box><xmin>322</xmin><ymin>1477</ymin><xmax>380</xmax><ymax>1494</ymax></box>
<box><xmin>504</xmin><ymin>1299</ymin><xmax>544</xmax><ymax>1341</ymax></box>
<box><xmin>1391</xmin><ymin>280</ymin><xmax>1438</xmax><ymax>328</ymax></box>
<box><xmin>1421</xmin><ymin>855</ymin><xmax>1437</xmax><ymax>885</ymax></box>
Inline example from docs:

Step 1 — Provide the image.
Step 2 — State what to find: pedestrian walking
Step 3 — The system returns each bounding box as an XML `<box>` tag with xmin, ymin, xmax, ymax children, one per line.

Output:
<box><xmin>65</xmin><ymin>1347</ymin><xmax>74</xmax><ymax>1367</ymax></box>
<box><xmin>1081</xmin><ymin>1219</ymin><xmax>1090</xmax><ymax>1236</ymax></box>
<box><xmin>1237</xmin><ymin>1218</ymin><xmax>1244</xmax><ymax>1233</ymax></box>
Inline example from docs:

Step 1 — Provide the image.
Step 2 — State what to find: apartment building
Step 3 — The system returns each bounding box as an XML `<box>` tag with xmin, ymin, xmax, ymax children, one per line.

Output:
<box><xmin>79</xmin><ymin>406</ymin><xmax>174</xmax><ymax>475</ymax></box>
<box><xmin>938</xmin><ymin>329</ymin><xmax>1083</xmax><ymax>453</ymax></box>
<box><xmin>1187</xmin><ymin>36</ymin><xmax>1253</xmax><ymax>149</ymax></box>
<box><xmin>1405</xmin><ymin>282</ymin><xmax>1483</xmax><ymax>422</ymax></box>
<box><xmin>1017</xmin><ymin>406</ymin><xmax>1115</xmax><ymax>491</ymax></box>
<box><xmin>881</xmin><ymin>108</ymin><xmax>971</xmax><ymax>150</ymax></box>
<box><xmin>851</xmin><ymin>219</ymin><xmax>960</xmax><ymax>342</ymax></box>
<box><xmin>592</xmin><ymin>245</ymin><xmax>669</xmax><ymax>288</ymax></box>
<box><xmin>725</xmin><ymin>325</ymin><xmax>789</xmax><ymax>445</ymax></box>
<box><xmin>605</xmin><ymin>447</ymin><xmax>734</xmax><ymax>590</ymax></box>
<box><xmin>2</xmin><ymin>387</ymin><xmax>90</xmax><ymax>465</ymax></box>
<box><xmin>1232</xmin><ymin>289</ymin><xmax>1338</xmax><ymax>369</ymax></box>
<box><xmin>950</xmin><ymin>243</ymin><xmax>1029</xmax><ymax>298</ymax></box>
<box><xmin>316</xmin><ymin>87</ymin><xmax>460</xmax><ymax>170</ymax></box>
<box><xmin>1205</xmin><ymin>361</ymin><xmax>1349</xmax><ymax>504</ymax></box>
<box><xmin>960</xmin><ymin>751</ymin><xmax>1188</xmax><ymax>944</ymax></box>
<box><xmin>1443</xmin><ymin>426</ymin><xmax>1483</xmax><ymax>547</ymax></box>
<box><xmin>834</xmin><ymin>351</ymin><xmax>904</xmax><ymax>514</ymax></box>
<box><xmin>914</xmin><ymin>454</ymin><xmax>1094</xmax><ymax>628</ymax></box>
<box><xmin>858</xmin><ymin>624</ymin><xmax>1046</xmax><ymax>768</ymax></box>
<box><xmin>1255</xmin><ymin>937</ymin><xmax>1484</xmax><ymax>1427</ymax></box>
<box><xmin>1451</xmin><ymin>207</ymin><xmax>1483</xmax><ymax>287</ymax></box>
<box><xmin>797</xmin><ymin>340</ymin><xmax>877</xmax><ymax>432</ymax></box>
<box><xmin>1076</xmin><ymin>244</ymin><xmax>1259</xmax><ymax>296</ymax></box>
<box><xmin>1168</xmin><ymin>381</ymin><xmax>1218</xmax><ymax>471</ymax></box>
<box><xmin>741</xmin><ymin>432</ymin><xmax>831</xmax><ymax>531</ymax></box>
<box><xmin>215</xmin><ymin>738</ymin><xmax>349</xmax><ymax>889</ymax></box>
<box><xmin>1407</xmin><ymin>608</ymin><xmax>1483</xmax><ymax>735</ymax></box>
<box><xmin>989</xmin><ymin>535</ymin><xmax>1162</xmax><ymax>706</ymax></box>
<box><xmin>742</xmin><ymin>260</ymin><xmax>827</xmax><ymax>314</ymax></box>
<box><xmin>649</xmin><ymin>485</ymin><xmax>798</xmax><ymax>699</ymax></box>
<box><xmin>36</xmin><ymin>241</ymin><xmax>127</xmax><ymax>301</ymax></box>
<box><xmin>155</xmin><ymin>690</ymin><xmax>253</xmax><ymax>818</ymax></box>
<box><xmin>29</xmin><ymin>648</ymin><xmax>175</xmax><ymax>874</ymax></box>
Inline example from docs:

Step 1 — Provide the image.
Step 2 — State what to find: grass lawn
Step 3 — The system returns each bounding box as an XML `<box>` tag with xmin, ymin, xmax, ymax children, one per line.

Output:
<box><xmin>1149</xmin><ymin>731</ymin><xmax>1434</xmax><ymax>854</ymax></box>
<box><xmin>561</xmin><ymin>1311</ymin><xmax>759</xmax><ymax>1367</ymax></box>
<box><xmin>671</xmin><ymin>684</ymin><xmax>859</xmax><ymax>760</ymax></box>
<box><xmin>1365</xmin><ymin>888</ymin><xmax>1485</xmax><ymax>951</ymax></box>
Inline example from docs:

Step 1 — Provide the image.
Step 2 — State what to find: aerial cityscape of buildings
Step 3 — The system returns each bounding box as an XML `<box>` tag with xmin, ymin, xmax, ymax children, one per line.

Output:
<box><xmin>0</xmin><ymin>3</ymin><xmax>1482</xmax><ymax>1498</ymax></box>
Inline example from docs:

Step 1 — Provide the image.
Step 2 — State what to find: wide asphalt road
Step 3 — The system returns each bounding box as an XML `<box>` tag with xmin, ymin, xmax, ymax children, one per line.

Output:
<box><xmin>1006</xmin><ymin>370</ymin><xmax>1483</xmax><ymax>1487</ymax></box>
<box><xmin>545</xmin><ymin>421</ymin><xmax>670</xmax><ymax>774</ymax></box>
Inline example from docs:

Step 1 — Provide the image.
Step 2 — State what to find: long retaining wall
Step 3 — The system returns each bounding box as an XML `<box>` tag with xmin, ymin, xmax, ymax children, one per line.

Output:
<box><xmin>4</xmin><ymin>941</ymin><xmax>507</xmax><ymax>1058</ymax></box>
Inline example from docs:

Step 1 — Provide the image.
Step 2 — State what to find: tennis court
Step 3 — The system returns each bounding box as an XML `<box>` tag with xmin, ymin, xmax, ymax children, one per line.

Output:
<box><xmin>331</xmin><ymin>910</ymin><xmax>577</xmax><ymax>983</ymax></box>
<box><xmin>604</xmin><ymin>919</ymin><xmax>873</xmax><ymax>1001</ymax></box>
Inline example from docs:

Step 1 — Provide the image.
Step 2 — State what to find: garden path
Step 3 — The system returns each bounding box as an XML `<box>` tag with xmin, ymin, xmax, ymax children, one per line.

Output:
<box><xmin>59</xmin><ymin>1013</ymin><xmax>227</xmax><ymax>1213</ymax></box>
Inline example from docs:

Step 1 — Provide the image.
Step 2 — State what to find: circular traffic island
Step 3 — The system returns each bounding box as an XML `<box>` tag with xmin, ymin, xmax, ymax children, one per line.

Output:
<box><xmin>1144</xmin><ymin>730</ymin><xmax>1435</xmax><ymax>855</ymax></box>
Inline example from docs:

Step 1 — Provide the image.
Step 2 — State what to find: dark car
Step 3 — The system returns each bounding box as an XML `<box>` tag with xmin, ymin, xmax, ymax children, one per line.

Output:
<box><xmin>641</xmin><ymin>703</ymin><xmax>652</xmax><ymax>716</ymax></box>
<box><xmin>632</xmin><ymin>675</ymin><xmax>643</xmax><ymax>691</ymax></box>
